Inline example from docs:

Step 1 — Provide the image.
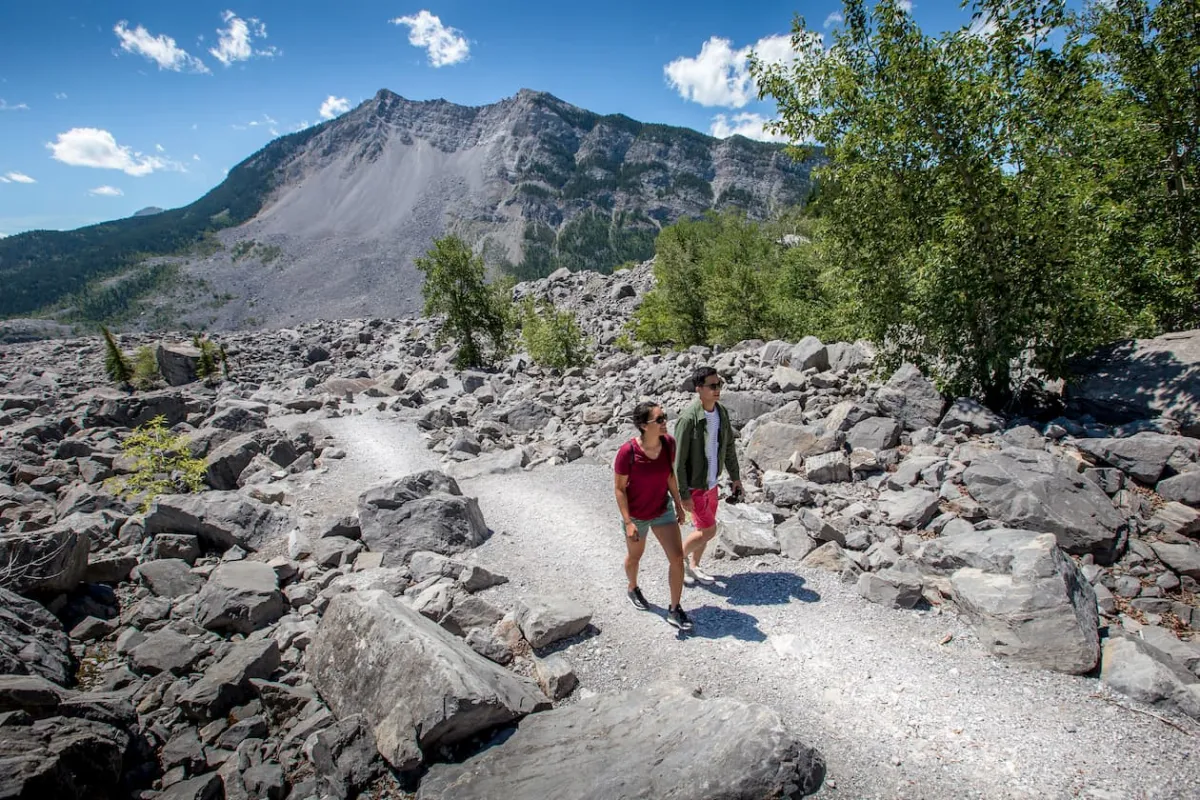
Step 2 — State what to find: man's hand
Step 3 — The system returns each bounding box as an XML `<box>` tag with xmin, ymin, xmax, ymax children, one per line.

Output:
<box><xmin>681</xmin><ymin>496</ymin><xmax>694</xmax><ymax>514</ymax></box>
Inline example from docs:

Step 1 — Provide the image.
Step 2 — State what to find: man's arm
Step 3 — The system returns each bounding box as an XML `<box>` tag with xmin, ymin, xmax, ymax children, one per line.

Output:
<box><xmin>722</xmin><ymin>408</ymin><xmax>741</xmax><ymax>483</ymax></box>
<box><xmin>674</xmin><ymin>417</ymin><xmax>693</xmax><ymax>508</ymax></box>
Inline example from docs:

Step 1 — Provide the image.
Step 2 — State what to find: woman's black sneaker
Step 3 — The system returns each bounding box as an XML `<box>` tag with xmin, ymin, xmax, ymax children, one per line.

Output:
<box><xmin>627</xmin><ymin>587</ymin><xmax>650</xmax><ymax>611</ymax></box>
<box><xmin>667</xmin><ymin>605</ymin><xmax>693</xmax><ymax>631</ymax></box>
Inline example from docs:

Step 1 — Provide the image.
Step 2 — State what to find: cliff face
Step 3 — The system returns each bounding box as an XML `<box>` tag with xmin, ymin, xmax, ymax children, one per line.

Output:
<box><xmin>184</xmin><ymin>89</ymin><xmax>818</xmax><ymax>329</ymax></box>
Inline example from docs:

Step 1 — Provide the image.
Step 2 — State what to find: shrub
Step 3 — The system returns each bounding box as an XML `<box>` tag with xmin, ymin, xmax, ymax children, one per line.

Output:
<box><xmin>100</xmin><ymin>325</ymin><xmax>133</xmax><ymax>385</ymax></box>
<box><xmin>416</xmin><ymin>235</ymin><xmax>514</xmax><ymax>369</ymax></box>
<box><xmin>131</xmin><ymin>346</ymin><xmax>160</xmax><ymax>390</ymax></box>
<box><xmin>192</xmin><ymin>335</ymin><xmax>228</xmax><ymax>382</ymax></box>
<box><xmin>520</xmin><ymin>298</ymin><xmax>590</xmax><ymax>369</ymax></box>
<box><xmin>110</xmin><ymin>415</ymin><xmax>206</xmax><ymax>511</ymax></box>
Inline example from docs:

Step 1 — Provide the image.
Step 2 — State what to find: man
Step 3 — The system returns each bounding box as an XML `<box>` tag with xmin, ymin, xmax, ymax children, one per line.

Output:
<box><xmin>675</xmin><ymin>366</ymin><xmax>742</xmax><ymax>584</ymax></box>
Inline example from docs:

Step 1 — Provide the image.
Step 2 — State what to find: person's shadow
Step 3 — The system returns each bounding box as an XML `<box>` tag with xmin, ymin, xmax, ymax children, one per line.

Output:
<box><xmin>699</xmin><ymin>570</ymin><xmax>821</xmax><ymax>606</ymax></box>
<box><xmin>673</xmin><ymin>605</ymin><xmax>767</xmax><ymax>642</ymax></box>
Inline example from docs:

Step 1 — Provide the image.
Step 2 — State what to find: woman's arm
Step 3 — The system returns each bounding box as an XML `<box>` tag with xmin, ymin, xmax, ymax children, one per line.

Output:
<box><xmin>614</xmin><ymin>472</ymin><xmax>638</xmax><ymax>540</ymax></box>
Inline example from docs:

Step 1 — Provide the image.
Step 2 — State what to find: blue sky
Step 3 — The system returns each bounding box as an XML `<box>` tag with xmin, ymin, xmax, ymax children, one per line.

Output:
<box><xmin>0</xmin><ymin>1</ymin><xmax>978</xmax><ymax>236</ymax></box>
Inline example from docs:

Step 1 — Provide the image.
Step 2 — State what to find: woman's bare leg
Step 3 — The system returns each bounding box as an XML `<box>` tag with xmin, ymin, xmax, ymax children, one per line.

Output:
<box><xmin>652</xmin><ymin>522</ymin><xmax>685</xmax><ymax>607</ymax></box>
<box><xmin>624</xmin><ymin>529</ymin><xmax>648</xmax><ymax>591</ymax></box>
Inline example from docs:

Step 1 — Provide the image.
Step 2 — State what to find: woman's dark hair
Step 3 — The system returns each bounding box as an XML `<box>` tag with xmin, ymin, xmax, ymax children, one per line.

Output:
<box><xmin>691</xmin><ymin>365</ymin><xmax>718</xmax><ymax>389</ymax></box>
<box><xmin>631</xmin><ymin>400</ymin><xmax>660</xmax><ymax>432</ymax></box>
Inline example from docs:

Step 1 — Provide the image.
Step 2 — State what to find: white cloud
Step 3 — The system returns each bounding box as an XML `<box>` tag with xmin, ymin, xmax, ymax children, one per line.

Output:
<box><xmin>664</xmin><ymin>33</ymin><xmax>806</xmax><ymax>108</ymax></box>
<box><xmin>0</xmin><ymin>176</ymin><xmax>7</xmax><ymax>183</ymax></box>
<box><xmin>898</xmin><ymin>1</ymin><xmax>914</xmax><ymax>11</ymax></box>
<box><xmin>113</xmin><ymin>21</ymin><xmax>210</xmax><ymax>73</ymax></box>
<box><xmin>4</xmin><ymin>172</ymin><xmax>36</xmax><ymax>183</ymax></box>
<box><xmin>0</xmin><ymin>99</ymin><xmax>29</xmax><ymax>111</ymax></box>
<box><xmin>390</xmin><ymin>11</ymin><xmax>469</xmax><ymax>67</ymax></box>
<box><xmin>710</xmin><ymin>113</ymin><xmax>789</xmax><ymax>143</ymax></box>
<box><xmin>54</xmin><ymin>92</ymin><xmax>67</xmax><ymax>100</ymax></box>
<box><xmin>89</xmin><ymin>185</ymin><xmax>123</xmax><ymax>196</ymax></box>
<box><xmin>155</xmin><ymin>143</ymin><xmax>165</xmax><ymax>152</ymax></box>
<box><xmin>47</xmin><ymin>128</ymin><xmax>181</xmax><ymax>176</ymax></box>
<box><xmin>319</xmin><ymin>95</ymin><xmax>351</xmax><ymax>119</ymax></box>
<box><xmin>209</xmin><ymin>10</ymin><xmax>278</xmax><ymax>67</ymax></box>
<box><xmin>193</xmin><ymin>154</ymin><xmax>201</xmax><ymax>161</ymax></box>
<box><xmin>824</xmin><ymin>12</ymin><xmax>844</xmax><ymax>27</ymax></box>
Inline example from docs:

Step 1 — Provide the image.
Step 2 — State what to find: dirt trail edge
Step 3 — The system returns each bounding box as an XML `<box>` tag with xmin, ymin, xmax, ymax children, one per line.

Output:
<box><xmin>290</xmin><ymin>408</ymin><xmax>1199</xmax><ymax>800</ymax></box>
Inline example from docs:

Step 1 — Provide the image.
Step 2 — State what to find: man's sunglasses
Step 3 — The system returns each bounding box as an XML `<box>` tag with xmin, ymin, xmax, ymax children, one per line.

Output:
<box><xmin>702</xmin><ymin>381</ymin><xmax>724</xmax><ymax>390</ymax></box>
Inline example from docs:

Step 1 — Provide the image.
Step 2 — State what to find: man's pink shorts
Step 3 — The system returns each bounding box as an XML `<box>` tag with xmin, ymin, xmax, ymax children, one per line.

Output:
<box><xmin>689</xmin><ymin>486</ymin><xmax>720</xmax><ymax>530</ymax></box>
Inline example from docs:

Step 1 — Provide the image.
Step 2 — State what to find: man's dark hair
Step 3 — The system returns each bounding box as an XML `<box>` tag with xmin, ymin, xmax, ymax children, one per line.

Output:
<box><xmin>631</xmin><ymin>400</ymin><xmax>660</xmax><ymax>432</ymax></box>
<box><xmin>691</xmin><ymin>366</ymin><xmax>718</xmax><ymax>390</ymax></box>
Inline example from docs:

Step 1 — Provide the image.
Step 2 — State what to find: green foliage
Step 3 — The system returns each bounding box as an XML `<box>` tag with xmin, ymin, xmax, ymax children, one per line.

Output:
<box><xmin>131</xmin><ymin>346</ymin><xmax>160</xmax><ymax>390</ymax></box>
<box><xmin>111</xmin><ymin>415</ymin><xmax>207</xmax><ymax>512</ymax></box>
<box><xmin>192</xmin><ymin>335</ymin><xmax>228</xmax><ymax>382</ymax></box>
<box><xmin>631</xmin><ymin>211</ymin><xmax>836</xmax><ymax>349</ymax></box>
<box><xmin>519</xmin><ymin>298</ymin><xmax>590</xmax><ymax>369</ymax></box>
<box><xmin>749</xmin><ymin>0</ymin><xmax>1198</xmax><ymax>405</ymax></box>
<box><xmin>416</xmin><ymin>235</ymin><xmax>514</xmax><ymax>369</ymax></box>
<box><xmin>509</xmin><ymin>211</ymin><xmax>657</xmax><ymax>280</ymax></box>
<box><xmin>232</xmin><ymin>239</ymin><xmax>284</xmax><ymax>265</ymax></box>
<box><xmin>100</xmin><ymin>325</ymin><xmax>133</xmax><ymax>384</ymax></box>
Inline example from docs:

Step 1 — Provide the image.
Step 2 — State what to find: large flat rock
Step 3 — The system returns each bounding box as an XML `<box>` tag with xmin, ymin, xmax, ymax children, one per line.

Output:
<box><xmin>357</xmin><ymin>471</ymin><xmax>488</xmax><ymax>564</ymax></box>
<box><xmin>417</xmin><ymin>685</ymin><xmax>826</xmax><ymax>799</ymax></box>
<box><xmin>1067</xmin><ymin>329</ymin><xmax>1200</xmax><ymax>436</ymax></box>
<box><xmin>144</xmin><ymin>491</ymin><xmax>291</xmax><ymax>553</ymax></box>
<box><xmin>307</xmin><ymin>590</ymin><xmax>549</xmax><ymax>771</ymax></box>
<box><xmin>0</xmin><ymin>587</ymin><xmax>70</xmax><ymax>686</ymax></box>
<box><xmin>961</xmin><ymin>448</ymin><xmax>1125</xmax><ymax>561</ymax></box>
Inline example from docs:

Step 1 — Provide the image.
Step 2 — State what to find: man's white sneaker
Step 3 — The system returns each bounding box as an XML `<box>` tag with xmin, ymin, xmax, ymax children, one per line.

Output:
<box><xmin>685</xmin><ymin>563</ymin><xmax>715</xmax><ymax>584</ymax></box>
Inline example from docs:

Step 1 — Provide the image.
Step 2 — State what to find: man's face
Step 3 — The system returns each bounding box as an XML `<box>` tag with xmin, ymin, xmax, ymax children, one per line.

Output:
<box><xmin>697</xmin><ymin>375</ymin><xmax>723</xmax><ymax>398</ymax></box>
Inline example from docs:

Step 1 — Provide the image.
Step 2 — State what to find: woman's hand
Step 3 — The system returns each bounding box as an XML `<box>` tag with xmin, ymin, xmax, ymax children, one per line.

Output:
<box><xmin>674</xmin><ymin>501</ymin><xmax>687</xmax><ymax>526</ymax></box>
<box><xmin>625</xmin><ymin>521</ymin><xmax>639</xmax><ymax>540</ymax></box>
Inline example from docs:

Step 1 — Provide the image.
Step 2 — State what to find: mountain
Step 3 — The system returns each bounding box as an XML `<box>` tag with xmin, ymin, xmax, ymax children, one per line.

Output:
<box><xmin>0</xmin><ymin>88</ymin><xmax>820</xmax><ymax>330</ymax></box>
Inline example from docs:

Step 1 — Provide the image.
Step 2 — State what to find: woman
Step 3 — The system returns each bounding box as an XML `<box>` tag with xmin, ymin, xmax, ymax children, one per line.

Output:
<box><xmin>613</xmin><ymin>401</ymin><xmax>693</xmax><ymax>630</ymax></box>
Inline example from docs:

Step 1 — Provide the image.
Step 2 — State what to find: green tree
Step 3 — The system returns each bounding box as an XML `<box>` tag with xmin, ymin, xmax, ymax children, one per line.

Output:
<box><xmin>752</xmin><ymin>0</ymin><xmax>1125</xmax><ymax>405</ymax></box>
<box><xmin>520</xmin><ymin>298</ymin><xmax>590</xmax><ymax>369</ymax></box>
<box><xmin>416</xmin><ymin>235</ymin><xmax>513</xmax><ymax>369</ymax></box>
<box><xmin>109</xmin><ymin>415</ymin><xmax>207</xmax><ymax>511</ymax></box>
<box><xmin>100</xmin><ymin>325</ymin><xmax>133</xmax><ymax>385</ymax></box>
<box><xmin>131</xmin><ymin>346</ymin><xmax>160</xmax><ymax>390</ymax></box>
<box><xmin>1082</xmin><ymin>0</ymin><xmax>1200</xmax><ymax>331</ymax></box>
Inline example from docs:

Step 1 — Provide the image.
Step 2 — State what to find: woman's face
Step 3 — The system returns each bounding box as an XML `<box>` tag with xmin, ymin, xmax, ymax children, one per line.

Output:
<box><xmin>643</xmin><ymin>406</ymin><xmax>667</xmax><ymax>434</ymax></box>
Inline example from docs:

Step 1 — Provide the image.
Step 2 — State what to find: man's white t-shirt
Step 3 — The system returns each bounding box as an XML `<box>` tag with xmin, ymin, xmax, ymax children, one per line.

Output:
<box><xmin>705</xmin><ymin>407</ymin><xmax>720</xmax><ymax>489</ymax></box>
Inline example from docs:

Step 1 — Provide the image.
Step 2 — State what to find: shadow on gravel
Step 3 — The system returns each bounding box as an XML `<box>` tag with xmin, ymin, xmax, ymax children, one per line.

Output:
<box><xmin>700</xmin><ymin>571</ymin><xmax>821</xmax><ymax>607</ymax></box>
<box><xmin>680</xmin><ymin>605</ymin><xmax>767</xmax><ymax>642</ymax></box>
<box><xmin>536</xmin><ymin>624</ymin><xmax>602</xmax><ymax>657</ymax></box>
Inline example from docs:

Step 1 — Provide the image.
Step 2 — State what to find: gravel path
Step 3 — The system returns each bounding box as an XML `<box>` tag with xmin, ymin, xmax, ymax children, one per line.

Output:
<box><xmin>292</xmin><ymin>407</ymin><xmax>1200</xmax><ymax>800</ymax></box>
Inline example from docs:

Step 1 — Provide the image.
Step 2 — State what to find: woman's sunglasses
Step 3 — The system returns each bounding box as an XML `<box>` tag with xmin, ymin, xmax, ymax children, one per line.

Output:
<box><xmin>652</xmin><ymin>414</ymin><xmax>668</xmax><ymax>424</ymax></box>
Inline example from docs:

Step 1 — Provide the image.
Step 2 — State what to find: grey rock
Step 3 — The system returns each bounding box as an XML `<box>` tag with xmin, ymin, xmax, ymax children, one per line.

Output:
<box><xmin>961</xmin><ymin>448</ymin><xmax>1125</xmax><ymax>560</ymax></box>
<box><xmin>874</xmin><ymin>363</ymin><xmax>945</xmax><ymax>431</ymax></box>
<box><xmin>129</xmin><ymin>629</ymin><xmax>208</xmax><ymax>675</ymax></box>
<box><xmin>804</xmin><ymin>451</ymin><xmax>851</xmax><ymax>484</ymax></box>
<box><xmin>242</xmin><ymin>762</ymin><xmax>286</xmax><ymax>800</ymax></box>
<box><xmin>747</xmin><ymin>422</ymin><xmax>842</xmax><ymax>473</ymax></box>
<box><xmin>83</xmin><ymin>554</ymin><xmax>137</xmax><ymax>584</ymax></box>
<box><xmin>0</xmin><ymin>586</ymin><xmax>70</xmax><ymax>685</ymax></box>
<box><xmin>156</xmin><ymin>343</ymin><xmax>201</xmax><ymax>386</ymax></box>
<box><xmin>761</xmin><ymin>472</ymin><xmax>814</xmax><ymax>508</ymax></box>
<box><xmin>846</xmin><ymin>416</ymin><xmax>901</xmax><ymax>452</ymax></box>
<box><xmin>0</xmin><ymin>716</ymin><xmax>129</xmax><ymax>799</ymax></box>
<box><xmin>307</xmin><ymin>590</ymin><xmax>549</xmax><ymax>771</ymax></box>
<box><xmin>158</xmin><ymin>772</ymin><xmax>224</xmax><ymax>800</ymax></box>
<box><xmin>151</xmin><ymin>533</ymin><xmax>202</xmax><ymax>564</ymax></box>
<box><xmin>310</xmin><ymin>536</ymin><xmax>363</xmax><ymax>568</ymax></box>
<box><xmin>357</xmin><ymin>471</ymin><xmax>488</xmax><ymax>564</ymax></box>
<box><xmin>716</xmin><ymin>504</ymin><xmax>780</xmax><ymax>557</ymax></box>
<box><xmin>501</xmin><ymin>400</ymin><xmax>552</xmax><ymax>432</ymax></box>
<box><xmin>950</xmin><ymin>534</ymin><xmax>1100</xmax><ymax>675</ymax></box>
<box><xmin>134</xmin><ymin>558</ymin><xmax>204</xmax><ymax>598</ymax></box>
<box><xmin>1076</xmin><ymin>432</ymin><xmax>1198</xmax><ymax>485</ymax></box>
<box><xmin>857</xmin><ymin>569</ymin><xmax>923</xmax><ymax>609</ymax></box>
<box><xmin>514</xmin><ymin>595</ymin><xmax>593</xmax><ymax>649</ymax></box>
<box><xmin>533</xmin><ymin>654</ymin><xmax>578</xmax><ymax>700</ymax></box>
<box><xmin>877</xmin><ymin>489</ymin><xmax>940</xmax><ymax>530</ymax></box>
<box><xmin>939</xmin><ymin>398</ymin><xmax>1004</xmax><ymax>434</ymax></box>
<box><xmin>1149</xmin><ymin>541</ymin><xmax>1200</xmax><ymax>580</ymax></box>
<box><xmin>194</xmin><ymin>561</ymin><xmax>285</xmax><ymax>635</ymax></box>
<box><xmin>1101</xmin><ymin>633</ymin><xmax>1200</xmax><ymax>721</ymax></box>
<box><xmin>179</xmin><ymin>639</ymin><xmax>280</xmax><ymax>722</ymax></box>
<box><xmin>303</xmin><ymin>714</ymin><xmax>385</xmax><ymax>800</ymax></box>
<box><xmin>0</xmin><ymin>526</ymin><xmax>89</xmax><ymax>595</ymax></box>
<box><xmin>787</xmin><ymin>336</ymin><xmax>829</xmax><ymax>372</ymax></box>
<box><xmin>162</xmin><ymin>727</ymin><xmax>208</xmax><ymax>774</ymax></box>
<box><xmin>440</xmin><ymin>595</ymin><xmax>505</xmax><ymax>637</ymax></box>
<box><xmin>915</xmin><ymin>528</ymin><xmax>1043</xmax><ymax>574</ymax></box>
<box><xmin>1149</xmin><ymin>501</ymin><xmax>1200</xmax><ymax>536</ymax></box>
<box><xmin>1067</xmin><ymin>329</ymin><xmax>1200</xmax><ymax>436</ymax></box>
<box><xmin>1158</xmin><ymin>471</ymin><xmax>1200</xmax><ymax>506</ymax></box>
<box><xmin>446</xmin><ymin>447</ymin><xmax>527</xmax><ymax>480</ymax></box>
<box><xmin>144</xmin><ymin>491</ymin><xmax>290</xmax><ymax>553</ymax></box>
<box><xmin>417</xmin><ymin>685</ymin><xmax>825</xmax><ymax>800</ymax></box>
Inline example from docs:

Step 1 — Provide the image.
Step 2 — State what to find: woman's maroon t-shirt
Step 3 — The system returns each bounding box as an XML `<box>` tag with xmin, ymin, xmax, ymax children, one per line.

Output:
<box><xmin>614</xmin><ymin>435</ymin><xmax>675</xmax><ymax>521</ymax></box>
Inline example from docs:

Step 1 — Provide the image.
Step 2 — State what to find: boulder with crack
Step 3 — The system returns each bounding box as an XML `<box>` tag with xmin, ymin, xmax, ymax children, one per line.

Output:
<box><xmin>357</xmin><ymin>471</ymin><xmax>488</xmax><ymax>564</ymax></box>
<box><xmin>307</xmin><ymin>590</ymin><xmax>549</xmax><ymax>771</ymax></box>
<box><xmin>417</xmin><ymin>685</ymin><xmax>825</xmax><ymax>799</ymax></box>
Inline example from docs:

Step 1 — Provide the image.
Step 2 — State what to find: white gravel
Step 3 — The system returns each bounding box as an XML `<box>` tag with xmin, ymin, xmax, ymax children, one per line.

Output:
<box><xmin>290</xmin><ymin>407</ymin><xmax>1200</xmax><ymax>800</ymax></box>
